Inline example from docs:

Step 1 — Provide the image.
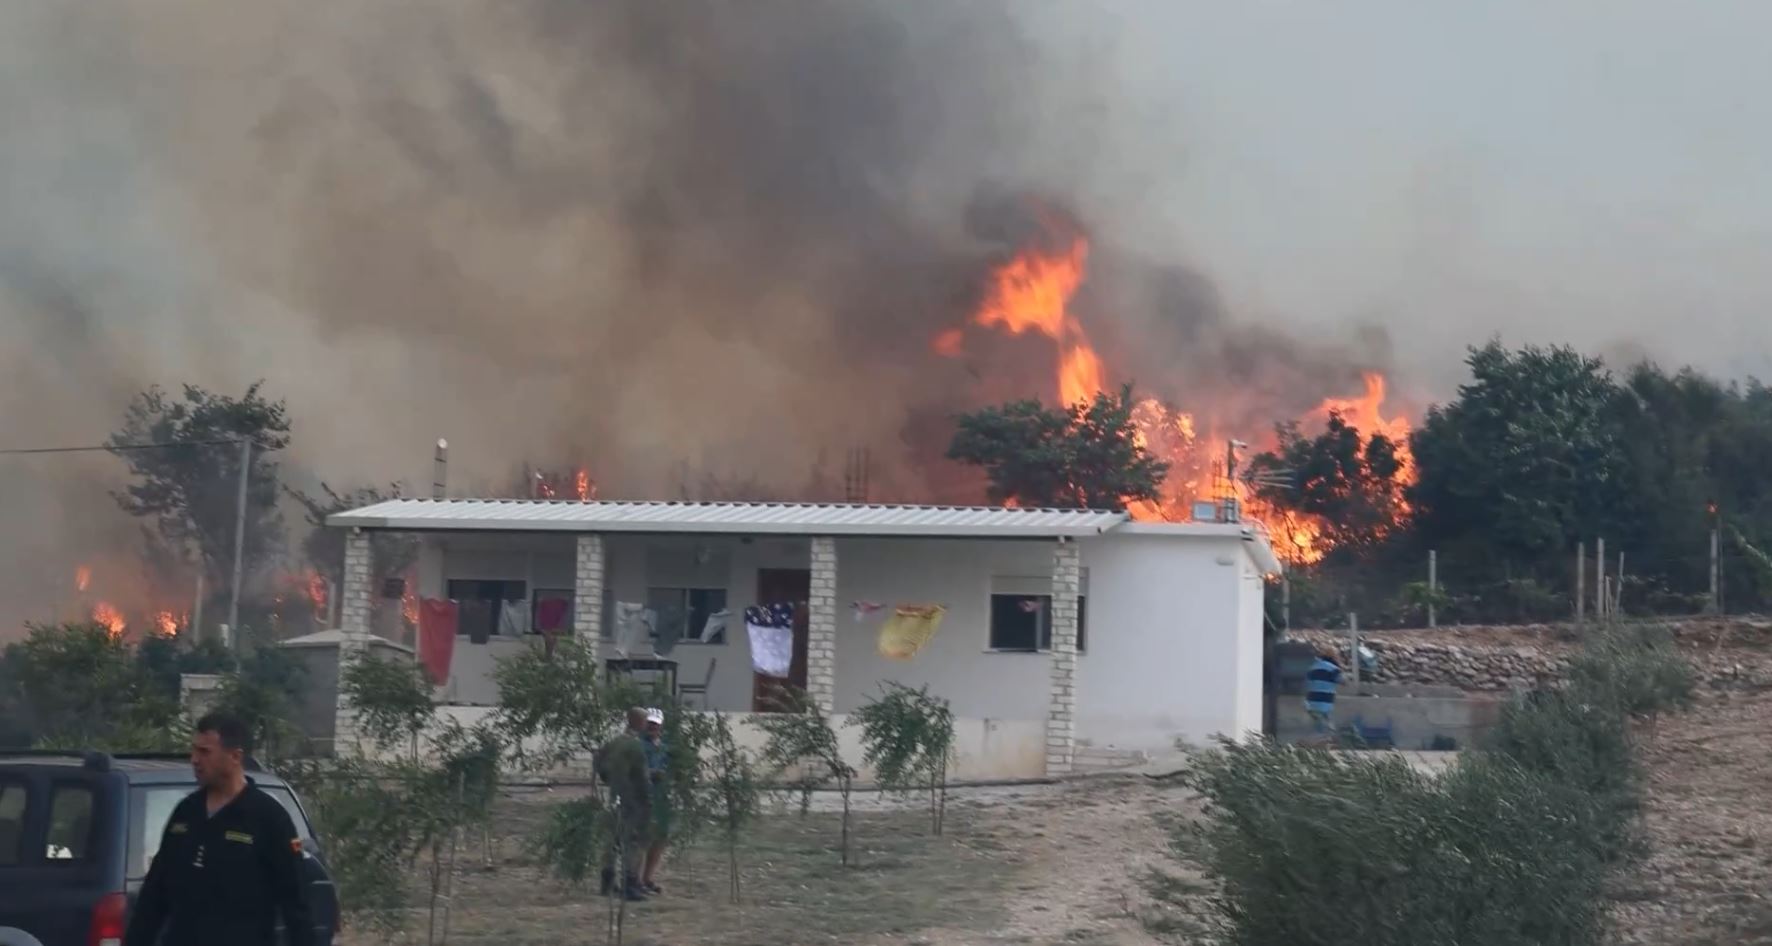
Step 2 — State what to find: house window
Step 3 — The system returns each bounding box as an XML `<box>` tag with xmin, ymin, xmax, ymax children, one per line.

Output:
<box><xmin>987</xmin><ymin>574</ymin><xmax>1088</xmax><ymax>653</ymax></box>
<box><xmin>446</xmin><ymin>579</ymin><xmax>527</xmax><ymax>639</ymax></box>
<box><xmin>645</xmin><ymin>587</ymin><xmax>729</xmax><ymax>644</ymax></box>
<box><xmin>0</xmin><ymin>779</ymin><xmax>24</xmax><ymax>866</ymax></box>
<box><xmin>531</xmin><ymin>589</ymin><xmax>574</xmax><ymax>636</ymax></box>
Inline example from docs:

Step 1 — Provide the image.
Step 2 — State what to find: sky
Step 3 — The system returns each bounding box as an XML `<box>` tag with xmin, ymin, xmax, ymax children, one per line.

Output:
<box><xmin>2</xmin><ymin>0</ymin><xmax>1771</xmax><ymax>629</ymax></box>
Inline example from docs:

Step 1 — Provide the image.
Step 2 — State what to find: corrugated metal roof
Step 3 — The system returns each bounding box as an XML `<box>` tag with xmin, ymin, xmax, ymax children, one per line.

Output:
<box><xmin>327</xmin><ymin>499</ymin><xmax>1128</xmax><ymax>538</ymax></box>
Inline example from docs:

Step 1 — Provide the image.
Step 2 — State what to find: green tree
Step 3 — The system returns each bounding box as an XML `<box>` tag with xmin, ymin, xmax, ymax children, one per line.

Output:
<box><xmin>948</xmin><ymin>384</ymin><xmax>1168</xmax><ymax>509</ymax></box>
<box><xmin>1</xmin><ymin>623</ymin><xmax>181</xmax><ymax>748</ymax></box>
<box><xmin>1248</xmin><ymin>412</ymin><xmax>1407</xmax><ymax>558</ymax></box>
<box><xmin>1409</xmin><ymin>343</ymin><xmax>1632</xmax><ymax>572</ymax></box>
<box><xmin>756</xmin><ymin>689</ymin><xmax>857</xmax><ymax>863</ymax></box>
<box><xmin>851</xmin><ymin>682</ymin><xmax>956</xmax><ymax>835</ymax></box>
<box><xmin>108</xmin><ymin>382</ymin><xmax>292</xmax><ymax>591</ymax></box>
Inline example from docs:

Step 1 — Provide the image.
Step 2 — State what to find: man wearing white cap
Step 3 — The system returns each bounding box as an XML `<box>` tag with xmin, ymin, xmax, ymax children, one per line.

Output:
<box><xmin>640</xmin><ymin>708</ymin><xmax>672</xmax><ymax>894</ymax></box>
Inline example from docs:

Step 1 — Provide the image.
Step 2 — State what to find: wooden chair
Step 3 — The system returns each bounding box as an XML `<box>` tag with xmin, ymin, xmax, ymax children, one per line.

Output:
<box><xmin>678</xmin><ymin>658</ymin><xmax>717</xmax><ymax>708</ymax></box>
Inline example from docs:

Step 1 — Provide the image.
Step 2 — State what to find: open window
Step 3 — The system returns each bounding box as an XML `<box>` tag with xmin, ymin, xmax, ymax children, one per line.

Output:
<box><xmin>645</xmin><ymin>587</ymin><xmax>730</xmax><ymax>644</ymax></box>
<box><xmin>987</xmin><ymin>573</ymin><xmax>1088</xmax><ymax>653</ymax></box>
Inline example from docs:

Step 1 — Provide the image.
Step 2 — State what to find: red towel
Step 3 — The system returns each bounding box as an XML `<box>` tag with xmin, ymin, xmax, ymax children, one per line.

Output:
<box><xmin>536</xmin><ymin>596</ymin><xmax>569</xmax><ymax>631</ymax></box>
<box><xmin>418</xmin><ymin>598</ymin><xmax>458</xmax><ymax>685</ymax></box>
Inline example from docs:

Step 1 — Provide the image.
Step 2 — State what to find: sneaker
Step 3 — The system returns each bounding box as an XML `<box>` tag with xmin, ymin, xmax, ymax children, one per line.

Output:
<box><xmin>645</xmin><ymin>882</ymin><xmax>662</xmax><ymax>895</ymax></box>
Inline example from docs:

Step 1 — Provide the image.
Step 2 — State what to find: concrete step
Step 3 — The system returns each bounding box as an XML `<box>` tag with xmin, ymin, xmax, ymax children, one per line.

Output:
<box><xmin>1071</xmin><ymin>745</ymin><xmax>1149</xmax><ymax>773</ymax></box>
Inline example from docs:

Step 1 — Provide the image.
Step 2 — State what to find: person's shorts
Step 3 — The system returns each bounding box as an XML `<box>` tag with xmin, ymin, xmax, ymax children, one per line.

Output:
<box><xmin>1307</xmin><ymin>708</ymin><xmax>1332</xmax><ymax>733</ymax></box>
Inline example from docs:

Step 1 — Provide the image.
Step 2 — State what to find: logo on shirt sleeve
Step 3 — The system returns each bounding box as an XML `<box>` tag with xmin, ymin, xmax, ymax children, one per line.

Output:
<box><xmin>290</xmin><ymin>837</ymin><xmax>303</xmax><ymax>854</ymax></box>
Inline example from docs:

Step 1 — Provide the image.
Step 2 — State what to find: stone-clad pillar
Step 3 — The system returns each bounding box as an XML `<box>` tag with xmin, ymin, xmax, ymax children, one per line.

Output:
<box><xmin>334</xmin><ymin>530</ymin><xmax>374</xmax><ymax>755</ymax></box>
<box><xmin>807</xmin><ymin>537</ymin><xmax>838</xmax><ymax>714</ymax></box>
<box><xmin>574</xmin><ymin>534</ymin><xmax>605</xmax><ymax>659</ymax></box>
<box><xmin>1046</xmin><ymin>539</ymin><xmax>1081</xmax><ymax>775</ymax></box>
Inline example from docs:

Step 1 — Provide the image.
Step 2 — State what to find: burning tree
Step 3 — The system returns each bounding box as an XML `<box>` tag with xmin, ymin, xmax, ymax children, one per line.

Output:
<box><xmin>108</xmin><ymin>382</ymin><xmax>292</xmax><ymax>621</ymax></box>
<box><xmin>1246</xmin><ymin>411</ymin><xmax>1410</xmax><ymax>562</ymax></box>
<box><xmin>947</xmin><ymin>384</ymin><xmax>1168</xmax><ymax>510</ymax></box>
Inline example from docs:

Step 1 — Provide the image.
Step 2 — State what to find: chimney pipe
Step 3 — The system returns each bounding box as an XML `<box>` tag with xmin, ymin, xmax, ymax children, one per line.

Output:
<box><xmin>432</xmin><ymin>438</ymin><xmax>449</xmax><ymax>499</ymax></box>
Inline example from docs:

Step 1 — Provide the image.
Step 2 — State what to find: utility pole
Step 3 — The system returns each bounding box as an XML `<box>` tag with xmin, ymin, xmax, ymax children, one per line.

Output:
<box><xmin>1575</xmin><ymin>542</ymin><xmax>1585</xmax><ymax>627</ymax></box>
<box><xmin>1347</xmin><ymin>612</ymin><xmax>1361</xmax><ymax>691</ymax></box>
<box><xmin>192</xmin><ymin>571</ymin><xmax>205</xmax><ymax>641</ymax></box>
<box><xmin>1427</xmin><ymin>550</ymin><xmax>1438</xmax><ymax>629</ymax></box>
<box><xmin>1595</xmin><ymin>537</ymin><xmax>1607</xmax><ymax>621</ymax></box>
<box><xmin>1615</xmin><ymin>551</ymin><xmax>1626</xmax><ymax>616</ymax></box>
<box><xmin>1282</xmin><ymin>574</ymin><xmax>1292</xmax><ymax>633</ymax></box>
<box><xmin>1710</xmin><ymin>525</ymin><xmax>1721</xmax><ymax>614</ymax></box>
<box><xmin>226</xmin><ymin>439</ymin><xmax>251</xmax><ymax>643</ymax></box>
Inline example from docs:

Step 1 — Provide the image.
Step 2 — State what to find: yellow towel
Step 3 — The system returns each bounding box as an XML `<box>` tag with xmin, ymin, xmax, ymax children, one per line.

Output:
<box><xmin>877</xmin><ymin>605</ymin><xmax>946</xmax><ymax>660</ymax></box>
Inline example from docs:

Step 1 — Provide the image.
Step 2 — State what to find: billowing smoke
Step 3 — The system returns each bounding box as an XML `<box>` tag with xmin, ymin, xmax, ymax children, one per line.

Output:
<box><xmin>0</xmin><ymin>1</ymin><xmax>1388</xmax><ymax>629</ymax></box>
<box><xmin>8</xmin><ymin>1</ymin><xmax>1764</xmax><ymax>630</ymax></box>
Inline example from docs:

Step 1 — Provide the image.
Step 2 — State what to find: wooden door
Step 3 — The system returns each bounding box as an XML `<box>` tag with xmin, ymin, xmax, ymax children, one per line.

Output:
<box><xmin>753</xmin><ymin>568</ymin><xmax>811</xmax><ymax>712</ymax></box>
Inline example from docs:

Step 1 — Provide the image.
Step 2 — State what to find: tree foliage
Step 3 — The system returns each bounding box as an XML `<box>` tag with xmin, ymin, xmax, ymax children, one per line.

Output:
<box><xmin>108</xmin><ymin>382</ymin><xmax>292</xmax><ymax>587</ymax></box>
<box><xmin>755</xmin><ymin>689</ymin><xmax>857</xmax><ymax>862</ymax></box>
<box><xmin>1249</xmin><ymin>412</ymin><xmax>1406</xmax><ymax>555</ymax></box>
<box><xmin>851</xmin><ymin>682</ymin><xmax>956</xmax><ymax>835</ymax></box>
<box><xmin>1256</xmin><ymin>341</ymin><xmax>1772</xmax><ymax>626</ymax></box>
<box><xmin>948</xmin><ymin>384</ymin><xmax>1168</xmax><ymax>509</ymax></box>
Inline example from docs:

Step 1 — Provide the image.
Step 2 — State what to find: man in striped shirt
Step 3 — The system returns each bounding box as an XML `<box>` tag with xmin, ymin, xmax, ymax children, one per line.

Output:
<box><xmin>1305</xmin><ymin>650</ymin><xmax>1343</xmax><ymax>734</ymax></box>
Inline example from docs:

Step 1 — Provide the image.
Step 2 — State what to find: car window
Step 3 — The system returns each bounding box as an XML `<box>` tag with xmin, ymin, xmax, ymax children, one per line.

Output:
<box><xmin>44</xmin><ymin>784</ymin><xmax>94</xmax><ymax>861</ymax></box>
<box><xmin>127</xmin><ymin>787</ymin><xmax>189</xmax><ymax>878</ymax></box>
<box><xmin>0</xmin><ymin>780</ymin><xmax>25</xmax><ymax>866</ymax></box>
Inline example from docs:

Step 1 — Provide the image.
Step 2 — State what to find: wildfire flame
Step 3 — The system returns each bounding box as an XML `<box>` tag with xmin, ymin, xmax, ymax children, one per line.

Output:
<box><xmin>75</xmin><ymin>565</ymin><xmax>92</xmax><ymax>593</ymax></box>
<box><xmin>153</xmin><ymin>610</ymin><xmax>179</xmax><ymax>637</ymax></box>
<box><xmin>941</xmin><ymin>229</ymin><xmax>1416</xmax><ymax>564</ymax></box>
<box><xmin>401</xmin><ymin>573</ymin><xmax>419</xmax><ymax>626</ymax></box>
<box><xmin>305</xmin><ymin>570</ymin><xmax>329</xmax><ymax>616</ymax></box>
<box><xmin>92</xmin><ymin>602</ymin><xmax>125</xmax><ymax>638</ymax></box>
<box><xmin>575</xmin><ymin>469</ymin><xmax>596</xmax><ymax>502</ymax></box>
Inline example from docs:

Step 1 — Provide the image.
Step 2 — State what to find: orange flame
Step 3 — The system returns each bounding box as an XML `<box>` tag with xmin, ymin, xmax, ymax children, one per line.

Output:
<box><xmin>970</xmin><ymin>235</ymin><xmax>1102</xmax><ymax>406</ymax></box>
<box><xmin>401</xmin><ymin>574</ymin><xmax>419</xmax><ymax>626</ymax></box>
<box><xmin>940</xmin><ymin>229</ymin><xmax>1416</xmax><ymax>565</ymax></box>
<box><xmin>153</xmin><ymin>610</ymin><xmax>178</xmax><ymax>637</ymax></box>
<box><xmin>92</xmin><ymin>602</ymin><xmax>125</xmax><ymax>637</ymax></box>
<box><xmin>305</xmin><ymin>570</ymin><xmax>328</xmax><ymax>616</ymax></box>
<box><xmin>75</xmin><ymin>565</ymin><xmax>92</xmax><ymax>593</ymax></box>
<box><xmin>575</xmin><ymin>469</ymin><xmax>596</xmax><ymax>502</ymax></box>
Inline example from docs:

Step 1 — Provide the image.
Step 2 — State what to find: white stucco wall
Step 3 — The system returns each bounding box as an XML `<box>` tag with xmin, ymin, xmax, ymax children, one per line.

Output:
<box><xmin>427</xmin><ymin>704</ymin><xmax>1047</xmax><ymax>782</ymax></box>
<box><xmin>1071</xmin><ymin>529</ymin><xmax>1264</xmax><ymax>752</ymax></box>
<box><xmin>415</xmin><ymin>526</ymin><xmax>1267</xmax><ymax>759</ymax></box>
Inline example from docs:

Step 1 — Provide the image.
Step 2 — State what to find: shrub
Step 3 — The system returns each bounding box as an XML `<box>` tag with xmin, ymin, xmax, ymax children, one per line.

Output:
<box><xmin>1565</xmin><ymin>622</ymin><xmax>1695</xmax><ymax>719</ymax></box>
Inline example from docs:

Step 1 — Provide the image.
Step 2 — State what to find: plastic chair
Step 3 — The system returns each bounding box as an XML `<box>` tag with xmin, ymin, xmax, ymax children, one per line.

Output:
<box><xmin>677</xmin><ymin>658</ymin><xmax>716</xmax><ymax>708</ymax></box>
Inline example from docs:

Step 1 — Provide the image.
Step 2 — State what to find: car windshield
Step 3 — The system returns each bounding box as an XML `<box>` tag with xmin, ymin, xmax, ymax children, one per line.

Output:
<box><xmin>127</xmin><ymin>782</ymin><xmax>316</xmax><ymax>878</ymax></box>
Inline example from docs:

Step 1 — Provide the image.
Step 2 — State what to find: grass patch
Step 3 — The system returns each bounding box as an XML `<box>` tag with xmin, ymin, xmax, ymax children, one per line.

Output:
<box><xmin>347</xmin><ymin>797</ymin><xmax>1015</xmax><ymax>946</ymax></box>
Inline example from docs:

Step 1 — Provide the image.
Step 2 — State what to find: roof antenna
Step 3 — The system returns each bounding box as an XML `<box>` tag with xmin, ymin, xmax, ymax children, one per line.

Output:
<box><xmin>432</xmin><ymin>438</ymin><xmax>449</xmax><ymax>499</ymax></box>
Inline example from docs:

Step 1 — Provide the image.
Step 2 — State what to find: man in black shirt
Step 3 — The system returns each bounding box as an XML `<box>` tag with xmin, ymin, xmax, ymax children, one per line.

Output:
<box><xmin>123</xmin><ymin>712</ymin><xmax>314</xmax><ymax>946</ymax></box>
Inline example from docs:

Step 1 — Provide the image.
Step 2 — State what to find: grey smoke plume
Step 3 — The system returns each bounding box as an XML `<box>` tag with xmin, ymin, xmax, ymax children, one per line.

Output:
<box><xmin>6</xmin><ymin>1</ymin><xmax>1769</xmax><ymax>630</ymax></box>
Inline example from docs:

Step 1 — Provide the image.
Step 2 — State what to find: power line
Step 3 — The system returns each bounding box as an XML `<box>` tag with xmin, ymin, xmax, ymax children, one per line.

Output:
<box><xmin>0</xmin><ymin>439</ymin><xmax>255</xmax><ymax>456</ymax></box>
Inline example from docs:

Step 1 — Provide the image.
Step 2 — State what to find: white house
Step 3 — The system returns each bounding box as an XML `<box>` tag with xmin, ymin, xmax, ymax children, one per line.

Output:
<box><xmin>325</xmin><ymin>500</ymin><xmax>1281</xmax><ymax>779</ymax></box>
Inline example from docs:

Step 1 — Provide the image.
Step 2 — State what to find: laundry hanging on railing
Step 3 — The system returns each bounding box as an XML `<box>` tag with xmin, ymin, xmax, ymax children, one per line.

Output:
<box><xmin>700</xmin><ymin>609</ymin><xmax>731</xmax><ymax>643</ymax></box>
<box><xmin>744</xmin><ymin>603</ymin><xmax>795</xmax><ymax>676</ymax></box>
<box><xmin>613</xmin><ymin>602</ymin><xmax>656</xmax><ymax>657</ymax></box>
<box><xmin>499</xmin><ymin>600</ymin><xmax>528</xmax><ymax>637</ymax></box>
<box><xmin>850</xmin><ymin>600</ymin><xmax>886</xmax><ymax>623</ymax></box>
<box><xmin>654</xmin><ymin>603</ymin><xmax>686</xmax><ymax>657</ymax></box>
<box><xmin>877</xmin><ymin>604</ymin><xmax>946</xmax><ymax>661</ymax></box>
<box><xmin>417</xmin><ymin>598</ymin><xmax>458</xmax><ymax>684</ymax></box>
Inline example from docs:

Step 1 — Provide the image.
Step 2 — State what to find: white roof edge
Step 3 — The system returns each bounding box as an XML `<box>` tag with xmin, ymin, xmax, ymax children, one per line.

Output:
<box><xmin>327</xmin><ymin>499</ymin><xmax>1126</xmax><ymax>539</ymax></box>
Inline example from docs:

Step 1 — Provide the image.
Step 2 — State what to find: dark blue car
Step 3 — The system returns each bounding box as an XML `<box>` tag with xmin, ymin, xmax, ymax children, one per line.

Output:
<box><xmin>0</xmin><ymin>751</ymin><xmax>337</xmax><ymax>946</ymax></box>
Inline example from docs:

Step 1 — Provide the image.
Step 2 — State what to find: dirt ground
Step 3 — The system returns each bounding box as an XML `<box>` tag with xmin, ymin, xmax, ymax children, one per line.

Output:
<box><xmin>341</xmin><ymin>685</ymin><xmax>1772</xmax><ymax>945</ymax></box>
<box><xmin>339</xmin><ymin>778</ymin><xmax>1185</xmax><ymax>946</ymax></box>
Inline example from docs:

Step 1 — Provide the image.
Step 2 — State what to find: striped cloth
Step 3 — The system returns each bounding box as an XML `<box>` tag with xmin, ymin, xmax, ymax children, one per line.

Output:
<box><xmin>1305</xmin><ymin>657</ymin><xmax>1342</xmax><ymax>713</ymax></box>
